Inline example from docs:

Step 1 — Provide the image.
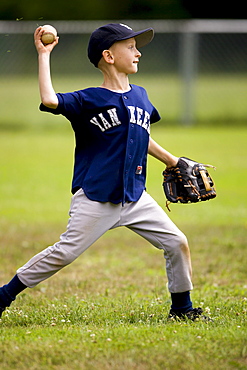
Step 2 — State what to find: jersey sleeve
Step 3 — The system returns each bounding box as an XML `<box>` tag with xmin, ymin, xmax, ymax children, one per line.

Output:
<box><xmin>39</xmin><ymin>91</ymin><xmax>85</xmax><ymax>120</ymax></box>
<box><xmin>150</xmin><ymin>105</ymin><xmax>161</xmax><ymax>124</ymax></box>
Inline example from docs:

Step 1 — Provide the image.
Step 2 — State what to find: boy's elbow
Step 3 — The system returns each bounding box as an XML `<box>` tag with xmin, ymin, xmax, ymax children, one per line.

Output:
<box><xmin>41</xmin><ymin>96</ymin><xmax>58</xmax><ymax>109</ymax></box>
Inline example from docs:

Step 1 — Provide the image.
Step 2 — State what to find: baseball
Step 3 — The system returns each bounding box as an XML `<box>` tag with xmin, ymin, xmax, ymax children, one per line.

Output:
<box><xmin>41</xmin><ymin>25</ymin><xmax>57</xmax><ymax>44</ymax></box>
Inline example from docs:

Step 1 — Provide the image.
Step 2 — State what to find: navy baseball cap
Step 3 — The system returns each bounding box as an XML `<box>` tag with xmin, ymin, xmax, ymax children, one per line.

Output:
<box><xmin>88</xmin><ymin>23</ymin><xmax>154</xmax><ymax>67</ymax></box>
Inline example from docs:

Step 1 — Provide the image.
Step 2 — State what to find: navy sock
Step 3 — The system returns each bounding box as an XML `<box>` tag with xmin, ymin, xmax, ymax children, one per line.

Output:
<box><xmin>0</xmin><ymin>275</ymin><xmax>27</xmax><ymax>308</ymax></box>
<box><xmin>171</xmin><ymin>291</ymin><xmax>193</xmax><ymax>313</ymax></box>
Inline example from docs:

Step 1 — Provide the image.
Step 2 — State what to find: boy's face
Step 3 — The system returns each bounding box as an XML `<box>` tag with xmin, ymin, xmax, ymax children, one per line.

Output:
<box><xmin>109</xmin><ymin>38</ymin><xmax>142</xmax><ymax>74</ymax></box>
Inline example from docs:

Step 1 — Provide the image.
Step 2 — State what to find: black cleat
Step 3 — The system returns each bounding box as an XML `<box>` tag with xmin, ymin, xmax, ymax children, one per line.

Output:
<box><xmin>168</xmin><ymin>307</ymin><xmax>213</xmax><ymax>322</ymax></box>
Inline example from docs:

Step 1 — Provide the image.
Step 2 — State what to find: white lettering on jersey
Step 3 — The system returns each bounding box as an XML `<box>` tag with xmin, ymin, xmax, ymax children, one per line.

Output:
<box><xmin>107</xmin><ymin>108</ymin><xmax>121</xmax><ymax>126</ymax></box>
<box><xmin>127</xmin><ymin>106</ymin><xmax>151</xmax><ymax>134</ymax></box>
<box><xmin>128</xmin><ymin>106</ymin><xmax>136</xmax><ymax>123</ymax></box>
<box><xmin>98</xmin><ymin>113</ymin><xmax>112</xmax><ymax>130</ymax></box>
<box><xmin>142</xmin><ymin>111</ymin><xmax>150</xmax><ymax>132</ymax></box>
<box><xmin>136</xmin><ymin>107</ymin><xmax>143</xmax><ymax>126</ymax></box>
<box><xmin>90</xmin><ymin>116</ymin><xmax>105</xmax><ymax>132</ymax></box>
<box><xmin>90</xmin><ymin>109</ymin><xmax>121</xmax><ymax>132</ymax></box>
<box><xmin>90</xmin><ymin>106</ymin><xmax>150</xmax><ymax>134</ymax></box>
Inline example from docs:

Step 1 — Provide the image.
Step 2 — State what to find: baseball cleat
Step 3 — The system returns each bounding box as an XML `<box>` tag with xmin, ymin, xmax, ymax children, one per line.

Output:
<box><xmin>168</xmin><ymin>307</ymin><xmax>213</xmax><ymax>322</ymax></box>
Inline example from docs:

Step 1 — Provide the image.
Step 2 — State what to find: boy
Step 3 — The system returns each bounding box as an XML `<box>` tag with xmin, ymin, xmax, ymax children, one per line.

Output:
<box><xmin>0</xmin><ymin>23</ymin><xmax>207</xmax><ymax>321</ymax></box>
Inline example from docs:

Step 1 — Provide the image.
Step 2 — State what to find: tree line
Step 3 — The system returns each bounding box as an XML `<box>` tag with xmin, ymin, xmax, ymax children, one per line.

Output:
<box><xmin>0</xmin><ymin>0</ymin><xmax>242</xmax><ymax>21</ymax></box>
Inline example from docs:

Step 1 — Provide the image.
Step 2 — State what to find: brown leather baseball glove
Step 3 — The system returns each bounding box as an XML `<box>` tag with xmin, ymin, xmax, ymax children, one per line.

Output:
<box><xmin>163</xmin><ymin>157</ymin><xmax>217</xmax><ymax>211</ymax></box>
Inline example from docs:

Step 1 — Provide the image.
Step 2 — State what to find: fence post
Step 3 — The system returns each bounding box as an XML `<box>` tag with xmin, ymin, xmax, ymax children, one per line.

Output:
<box><xmin>179</xmin><ymin>32</ymin><xmax>199</xmax><ymax>125</ymax></box>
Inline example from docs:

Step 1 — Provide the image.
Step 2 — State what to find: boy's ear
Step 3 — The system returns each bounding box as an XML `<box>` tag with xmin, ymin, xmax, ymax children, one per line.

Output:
<box><xmin>102</xmin><ymin>50</ymin><xmax>114</xmax><ymax>64</ymax></box>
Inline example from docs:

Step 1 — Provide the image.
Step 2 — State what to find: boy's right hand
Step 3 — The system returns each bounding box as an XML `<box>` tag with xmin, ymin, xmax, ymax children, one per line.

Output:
<box><xmin>34</xmin><ymin>26</ymin><xmax>59</xmax><ymax>54</ymax></box>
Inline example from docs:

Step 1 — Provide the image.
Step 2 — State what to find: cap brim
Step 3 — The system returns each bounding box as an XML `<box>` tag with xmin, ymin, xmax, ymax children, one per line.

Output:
<box><xmin>134</xmin><ymin>28</ymin><xmax>154</xmax><ymax>48</ymax></box>
<box><xmin>119</xmin><ymin>28</ymin><xmax>154</xmax><ymax>48</ymax></box>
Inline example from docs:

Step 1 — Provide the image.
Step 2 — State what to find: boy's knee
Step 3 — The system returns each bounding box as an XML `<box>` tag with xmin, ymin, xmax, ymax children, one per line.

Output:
<box><xmin>170</xmin><ymin>231</ymin><xmax>190</xmax><ymax>255</ymax></box>
<box><xmin>179</xmin><ymin>232</ymin><xmax>189</xmax><ymax>249</ymax></box>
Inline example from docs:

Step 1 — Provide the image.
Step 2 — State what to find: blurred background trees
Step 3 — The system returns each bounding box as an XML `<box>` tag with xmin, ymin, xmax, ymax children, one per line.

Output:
<box><xmin>0</xmin><ymin>0</ymin><xmax>245</xmax><ymax>21</ymax></box>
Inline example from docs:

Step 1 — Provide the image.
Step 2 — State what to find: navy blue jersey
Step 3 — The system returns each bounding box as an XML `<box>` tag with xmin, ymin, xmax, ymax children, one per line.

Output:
<box><xmin>40</xmin><ymin>84</ymin><xmax>160</xmax><ymax>204</ymax></box>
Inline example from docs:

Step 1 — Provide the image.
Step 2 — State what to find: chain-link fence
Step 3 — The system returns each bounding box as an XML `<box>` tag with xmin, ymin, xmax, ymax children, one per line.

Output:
<box><xmin>1</xmin><ymin>20</ymin><xmax>247</xmax><ymax>125</ymax></box>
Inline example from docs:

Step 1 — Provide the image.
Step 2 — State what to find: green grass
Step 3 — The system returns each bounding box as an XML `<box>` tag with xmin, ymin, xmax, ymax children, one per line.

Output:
<box><xmin>0</xmin><ymin>124</ymin><xmax>246</xmax><ymax>369</ymax></box>
<box><xmin>0</xmin><ymin>73</ymin><xmax>247</xmax><ymax>369</ymax></box>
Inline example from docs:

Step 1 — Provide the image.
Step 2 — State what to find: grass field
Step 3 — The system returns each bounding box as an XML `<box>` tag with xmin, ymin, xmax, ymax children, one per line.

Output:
<box><xmin>0</xmin><ymin>75</ymin><xmax>247</xmax><ymax>369</ymax></box>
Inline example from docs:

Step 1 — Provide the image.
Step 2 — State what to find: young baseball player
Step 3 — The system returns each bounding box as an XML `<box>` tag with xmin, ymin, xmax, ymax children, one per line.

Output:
<box><xmin>0</xmin><ymin>23</ymin><xmax>209</xmax><ymax>321</ymax></box>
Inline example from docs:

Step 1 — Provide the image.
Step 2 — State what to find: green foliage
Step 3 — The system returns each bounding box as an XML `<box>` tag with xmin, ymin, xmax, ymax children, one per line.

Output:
<box><xmin>0</xmin><ymin>0</ymin><xmax>188</xmax><ymax>21</ymax></box>
<box><xmin>0</xmin><ymin>126</ymin><xmax>246</xmax><ymax>369</ymax></box>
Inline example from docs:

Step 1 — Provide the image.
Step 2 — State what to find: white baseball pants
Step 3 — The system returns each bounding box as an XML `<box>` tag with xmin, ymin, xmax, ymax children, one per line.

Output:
<box><xmin>17</xmin><ymin>189</ymin><xmax>193</xmax><ymax>293</ymax></box>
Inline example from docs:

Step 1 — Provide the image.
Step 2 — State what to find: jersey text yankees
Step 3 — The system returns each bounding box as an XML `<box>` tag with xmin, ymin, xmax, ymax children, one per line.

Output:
<box><xmin>90</xmin><ymin>106</ymin><xmax>151</xmax><ymax>133</ymax></box>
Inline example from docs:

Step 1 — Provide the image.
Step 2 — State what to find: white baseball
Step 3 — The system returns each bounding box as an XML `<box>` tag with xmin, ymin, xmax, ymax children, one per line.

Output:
<box><xmin>41</xmin><ymin>25</ymin><xmax>57</xmax><ymax>44</ymax></box>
